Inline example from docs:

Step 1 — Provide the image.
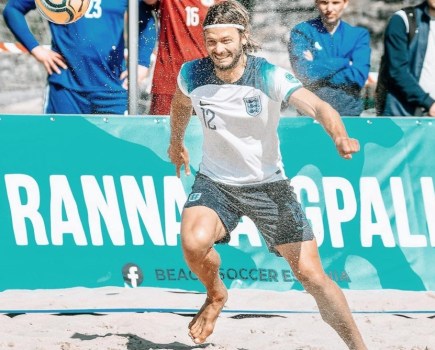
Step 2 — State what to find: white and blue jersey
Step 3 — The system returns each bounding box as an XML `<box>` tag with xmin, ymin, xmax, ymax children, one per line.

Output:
<box><xmin>4</xmin><ymin>0</ymin><xmax>156</xmax><ymax>93</ymax></box>
<box><xmin>178</xmin><ymin>55</ymin><xmax>302</xmax><ymax>185</ymax></box>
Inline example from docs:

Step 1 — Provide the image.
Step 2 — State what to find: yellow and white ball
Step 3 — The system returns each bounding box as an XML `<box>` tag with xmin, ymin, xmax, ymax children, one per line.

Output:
<box><xmin>34</xmin><ymin>0</ymin><xmax>90</xmax><ymax>24</ymax></box>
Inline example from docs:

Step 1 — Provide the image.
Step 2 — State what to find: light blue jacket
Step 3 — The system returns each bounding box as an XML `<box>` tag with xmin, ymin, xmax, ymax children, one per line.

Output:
<box><xmin>289</xmin><ymin>17</ymin><xmax>371</xmax><ymax>116</ymax></box>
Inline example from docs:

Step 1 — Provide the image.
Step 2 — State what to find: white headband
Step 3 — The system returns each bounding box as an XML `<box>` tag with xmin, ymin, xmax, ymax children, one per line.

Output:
<box><xmin>203</xmin><ymin>23</ymin><xmax>245</xmax><ymax>31</ymax></box>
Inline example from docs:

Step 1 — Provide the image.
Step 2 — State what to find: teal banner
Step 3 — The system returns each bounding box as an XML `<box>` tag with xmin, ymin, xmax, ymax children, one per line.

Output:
<box><xmin>0</xmin><ymin>116</ymin><xmax>433</xmax><ymax>291</ymax></box>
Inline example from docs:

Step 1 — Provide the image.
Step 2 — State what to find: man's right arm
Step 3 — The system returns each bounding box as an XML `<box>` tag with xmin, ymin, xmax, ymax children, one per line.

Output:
<box><xmin>289</xmin><ymin>25</ymin><xmax>349</xmax><ymax>84</ymax></box>
<box><xmin>288</xmin><ymin>87</ymin><xmax>360</xmax><ymax>160</ymax></box>
<box><xmin>3</xmin><ymin>0</ymin><xmax>39</xmax><ymax>51</ymax></box>
<box><xmin>168</xmin><ymin>86</ymin><xmax>193</xmax><ymax>177</ymax></box>
<box><xmin>3</xmin><ymin>0</ymin><xmax>67</xmax><ymax>74</ymax></box>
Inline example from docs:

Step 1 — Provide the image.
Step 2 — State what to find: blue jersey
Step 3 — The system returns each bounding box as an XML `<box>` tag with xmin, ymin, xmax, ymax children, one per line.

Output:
<box><xmin>178</xmin><ymin>55</ymin><xmax>302</xmax><ymax>185</ymax></box>
<box><xmin>3</xmin><ymin>0</ymin><xmax>156</xmax><ymax>92</ymax></box>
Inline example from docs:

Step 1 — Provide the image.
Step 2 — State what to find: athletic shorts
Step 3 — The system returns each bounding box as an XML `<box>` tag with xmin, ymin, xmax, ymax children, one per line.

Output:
<box><xmin>184</xmin><ymin>173</ymin><xmax>314</xmax><ymax>256</ymax></box>
<box><xmin>44</xmin><ymin>83</ymin><xmax>128</xmax><ymax>115</ymax></box>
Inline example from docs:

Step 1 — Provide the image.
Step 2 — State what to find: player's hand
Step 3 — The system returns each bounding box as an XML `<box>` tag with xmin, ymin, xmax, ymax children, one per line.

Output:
<box><xmin>428</xmin><ymin>102</ymin><xmax>435</xmax><ymax>117</ymax></box>
<box><xmin>303</xmin><ymin>50</ymin><xmax>313</xmax><ymax>61</ymax></box>
<box><xmin>31</xmin><ymin>45</ymin><xmax>67</xmax><ymax>75</ymax></box>
<box><xmin>120</xmin><ymin>70</ymin><xmax>128</xmax><ymax>90</ymax></box>
<box><xmin>167</xmin><ymin>143</ymin><xmax>191</xmax><ymax>178</ymax></box>
<box><xmin>120</xmin><ymin>65</ymin><xmax>150</xmax><ymax>90</ymax></box>
<box><xmin>334</xmin><ymin>136</ymin><xmax>360</xmax><ymax>159</ymax></box>
<box><xmin>137</xmin><ymin>65</ymin><xmax>150</xmax><ymax>85</ymax></box>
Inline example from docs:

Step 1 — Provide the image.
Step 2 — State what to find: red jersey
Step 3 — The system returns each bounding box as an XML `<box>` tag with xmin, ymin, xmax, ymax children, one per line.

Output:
<box><xmin>152</xmin><ymin>0</ymin><xmax>217</xmax><ymax>95</ymax></box>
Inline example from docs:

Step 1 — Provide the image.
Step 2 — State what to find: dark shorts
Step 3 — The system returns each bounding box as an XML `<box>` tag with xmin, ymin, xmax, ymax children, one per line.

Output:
<box><xmin>184</xmin><ymin>173</ymin><xmax>314</xmax><ymax>256</ymax></box>
<box><xmin>45</xmin><ymin>83</ymin><xmax>128</xmax><ymax>115</ymax></box>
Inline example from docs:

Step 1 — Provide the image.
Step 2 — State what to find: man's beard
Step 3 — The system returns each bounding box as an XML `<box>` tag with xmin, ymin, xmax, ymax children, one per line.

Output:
<box><xmin>213</xmin><ymin>47</ymin><xmax>244</xmax><ymax>71</ymax></box>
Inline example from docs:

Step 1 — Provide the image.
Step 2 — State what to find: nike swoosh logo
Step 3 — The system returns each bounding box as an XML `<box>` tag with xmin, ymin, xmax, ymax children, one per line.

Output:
<box><xmin>199</xmin><ymin>101</ymin><xmax>212</xmax><ymax>106</ymax></box>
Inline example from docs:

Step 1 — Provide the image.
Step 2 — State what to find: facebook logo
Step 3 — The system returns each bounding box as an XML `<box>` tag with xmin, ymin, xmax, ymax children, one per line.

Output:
<box><xmin>122</xmin><ymin>263</ymin><xmax>144</xmax><ymax>288</ymax></box>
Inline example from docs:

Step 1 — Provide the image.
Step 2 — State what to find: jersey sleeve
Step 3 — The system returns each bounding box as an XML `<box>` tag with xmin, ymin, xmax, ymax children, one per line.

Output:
<box><xmin>177</xmin><ymin>62</ymin><xmax>190</xmax><ymax>96</ymax></box>
<box><xmin>3</xmin><ymin>0</ymin><xmax>39</xmax><ymax>52</ymax></box>
<box><xmin>138</xmin><ymin>2</ymin><xmax>157</xmax><ymax>68</ymax></box>
<box><xmin>262</xmin><ymin>60</ymin><xmax>303</xmax><ymax>102</ymax></box>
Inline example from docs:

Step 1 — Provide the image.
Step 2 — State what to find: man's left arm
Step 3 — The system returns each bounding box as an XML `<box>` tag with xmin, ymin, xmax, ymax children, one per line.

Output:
<box><xmin>137</xmin><ymin>2</ymin><xmax>157</xmax><ymax>84</ymax></box>
<box><xmin>121</xmin><ymin>2</ymin><xmax>157</xmax><ymax>87</ymax></box>
<box><xmin>329</xmin><ymin>29</ymin><xmax>371</xmax><ymax>88</ymax></box>
<box><xmin>289</xmin><ymin>26</ymin><xmax>349</xmax><ymax>82</ymax></box>
<box><xmin>288</xmin><ymin>87</ymin><xmax>360</xmax><ymax>159</ymax></box>
<box><xmin>138</xmin><ymin>1</ymin><xmax>157</xmax><ymax>69</ymax></box>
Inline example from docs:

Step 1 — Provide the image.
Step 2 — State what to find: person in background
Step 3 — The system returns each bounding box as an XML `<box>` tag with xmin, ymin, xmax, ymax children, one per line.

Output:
<box><xmin>376</xmin><ymin>0</ymin><xmax>435</xmax><ymax>117</ymax></box>
<box><xmin>288</xmin><ymin>0</ymin><xmax>370</xmax><ymax>116</ymax></box>
<box><xmin>144</xmin><ymin>0</ymin><xmax>225</xmax><ymax>116</ymax></box>
<box><xmin>168</xmin><ymin>1</ymin><xmax>367</xmax><ymax>348</ymax></box>
<box><xmin>3</xmin><ymin>0</ymin><xmax>156</xmax><ymax>115</ymax></box>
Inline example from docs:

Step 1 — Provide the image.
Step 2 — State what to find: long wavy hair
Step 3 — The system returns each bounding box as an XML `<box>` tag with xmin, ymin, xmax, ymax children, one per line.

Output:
<box><xmin>203</xmin><ymin>0</ymin><xmax>261</xmax><ymax>53</ymax></box>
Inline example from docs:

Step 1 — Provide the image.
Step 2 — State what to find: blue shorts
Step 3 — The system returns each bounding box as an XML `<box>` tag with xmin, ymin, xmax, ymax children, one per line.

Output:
<box><xmin>184</xmin><ymin>173</ymin><xmax>314</xmax><ymax>256</ymax></box>
<box><xmin>44</xmin><ymin>83</ymin><xmax>128</xmax><ymax>115</ymax></box>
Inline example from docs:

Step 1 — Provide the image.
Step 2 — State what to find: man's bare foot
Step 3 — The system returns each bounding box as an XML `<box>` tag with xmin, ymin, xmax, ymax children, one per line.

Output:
<box><xmin>188</xmin><ymin>286</ymin><xmax>228</xmax><ymax>344</ymax></box>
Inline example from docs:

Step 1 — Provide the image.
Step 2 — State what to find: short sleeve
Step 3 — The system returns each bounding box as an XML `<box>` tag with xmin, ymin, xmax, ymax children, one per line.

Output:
<box><xmin>177</xmin><ymin>63</ymin><xmax>189</xmax><ymax>96</ymax></box>
<box><xmin>262</xmin><ymin>61</ymin><xmax>303</xmax><ymax>102</ymax></box>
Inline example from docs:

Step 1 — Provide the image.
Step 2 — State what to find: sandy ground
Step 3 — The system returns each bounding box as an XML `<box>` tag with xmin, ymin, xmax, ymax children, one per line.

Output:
<box><xmin>0</xmin><ymin>287</ymin><xmax>434</xmax><ymax>350</ymax></box>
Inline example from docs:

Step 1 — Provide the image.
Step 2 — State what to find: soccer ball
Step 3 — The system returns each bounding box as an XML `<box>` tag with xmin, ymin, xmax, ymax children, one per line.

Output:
<box><xmin>34</xmin><ymin>0</ymin><xmax>91</xmax><ymax>24</ymax></box>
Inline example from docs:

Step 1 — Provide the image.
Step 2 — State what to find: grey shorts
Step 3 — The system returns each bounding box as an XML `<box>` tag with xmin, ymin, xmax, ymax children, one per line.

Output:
<box><xmin>184</xmin><ymin>173</ymin><xmax>314</xmax><ymax>256</ymax></box>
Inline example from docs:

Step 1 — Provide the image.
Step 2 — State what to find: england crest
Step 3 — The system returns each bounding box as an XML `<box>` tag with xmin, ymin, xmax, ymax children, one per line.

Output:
<box><xmin>243</xmin><ymin>95</ymin><xmax>262</xmax><ymax>117</ymax></box>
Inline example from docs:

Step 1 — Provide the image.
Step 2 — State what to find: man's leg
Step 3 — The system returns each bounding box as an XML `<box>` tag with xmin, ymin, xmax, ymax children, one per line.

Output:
<box><xmin>181</xmin><ymin>206</ymin><xmax>228</xmax><ymax>344</ymax></box>
<box><xmin>275</xmin><ymin>240</ymin><xmax>367</xmax><ymax>350</ymax></box>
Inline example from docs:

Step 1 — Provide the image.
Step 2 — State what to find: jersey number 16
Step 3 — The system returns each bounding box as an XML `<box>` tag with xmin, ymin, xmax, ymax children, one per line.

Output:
<box><xmin>185</xmin><ymin>6</ymin><xmax>200</xmax><ymax>26</ymax></box>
